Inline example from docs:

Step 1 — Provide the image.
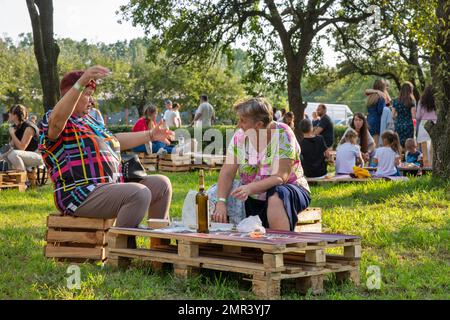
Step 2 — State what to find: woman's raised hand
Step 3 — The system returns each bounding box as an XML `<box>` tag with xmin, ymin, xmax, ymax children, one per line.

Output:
<box><xmin>150</xmin><ymin>120</ymin><xmax>175</xmax><ymax>145</ymax></box>
<box><xmin>79</xmin><ymin>65</ymin><xmax>111</xmax><ymax>86</ymax></box>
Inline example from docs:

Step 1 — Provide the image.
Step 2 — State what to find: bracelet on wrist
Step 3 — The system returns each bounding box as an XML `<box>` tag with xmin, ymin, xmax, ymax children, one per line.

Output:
<box><xmin>73</xmin><ymin>81</ymin><xmax>84</xmax><ymax>92</ymax></box>
<box><xmin>217</xmin><ymin>197</ymin><xmax>227</xmax><ymax>203</ymax></box>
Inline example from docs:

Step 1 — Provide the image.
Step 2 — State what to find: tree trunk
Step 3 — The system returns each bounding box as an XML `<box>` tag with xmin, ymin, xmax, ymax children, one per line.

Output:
<box><xmin>427</xmin><ymin>0</ymin><xmax>450</xmax><ymax>179</ymax></box>
<box><xmin>286</xmin><ymin>66</ymin><xmax>305</xmax><ymax>142</ymax></box>
<box><xmin>26</xmin><ymin>0</ymin><xmax>60</xmax><ymax>112</ymax></box>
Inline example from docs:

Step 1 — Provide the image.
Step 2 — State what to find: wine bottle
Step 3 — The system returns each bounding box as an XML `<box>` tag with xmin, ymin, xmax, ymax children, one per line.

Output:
<box><xmin>196</xmin><ymin>169</ymin><xmax>209</xmax><ymax>233</ymax></box>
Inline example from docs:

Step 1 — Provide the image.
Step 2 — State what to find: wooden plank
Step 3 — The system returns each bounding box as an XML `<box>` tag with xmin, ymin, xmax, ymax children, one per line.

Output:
<box><xmin>47</xmin><ymin>214</ymin><xmax>113</xmax><ymax>230</ymax></box>
<box><xmin>106</xmin><ymin>234</ymin><xmax>130</xmax><ymax>268</ymax></box>
<box><xmin>159</xmin><ymin>165</ymin><xmax>190</xmax><ymax>172</ymax></box>
<box><xmin>45</xmin><ymin>244</ymin><xmax>104</xmax><ymax>260</ymax></box>
<box><xmin>46</xmin><ymin>229</ymin><xmax>105</xmax><ymax>245</ymax></box>
<box><xmin>263</xmin><ymin>253</ymin><xmax>284</xmax><ymax>270</ymax></box>
<box><xmin>178</xmin><ymin>241</ymin><xmax>199</xmax><ymax>258</ymax></box>
<box><xmin>305</xmin><ymin>249</ymin><xmax>325</xmax><ymax>263</ymax></box>
<box><xmin>295</xmin><ymin>222</ymin><xmax>322</xmax><ymax>233</ymax></box>
<box><xmin>148</xmin><ymin>219</ymin><xmax>170</xmax><ymax>229</ymax></box>
<box><xmin>0</xmin><ymin>184</ymin><xmax>26</xmax><ymax>191</ymax></box>
<box><xmin>108</xmin><ymin>247</ymin><xmax>285</xmax><ymax>272</ymax></box>
<box><xmin>297</xmin><ymin>208</ymin><xmax>322</xmax><ymax>222</ymax></box>
<box><xmin>252</xmin><ymin>274</ymin><xmax>281</xmax><ymax>299</ymax></box>
<box><xmin>344</xmin><ymin>244</ymin><xmax>362</xmax><ymax>259</ymax></box>
<box><xmin>159</xmin><ymin>159</ymin><xmax>191</xmax><ymax>166</ymax></box>
<box><xmin>161</xmin><ymin>154</ymin><xmax>191</xmax><ymax>162</ymax></box>
<box><xmin>336</xmin><ymin>269</ymin><xmax>360</xmax><ymax>285</ymax></box>
<box><xmin>108</xmin><ymin>227</ymin><xmax>289</xmax><ymax>251</ymax></box>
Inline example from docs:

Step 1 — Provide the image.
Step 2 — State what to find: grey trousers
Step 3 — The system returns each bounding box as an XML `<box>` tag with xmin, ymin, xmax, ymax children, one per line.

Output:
<box><xmin>73</xmin><ymin>175</ymin><xmax>172</xmax><ymax>228</ymax></box>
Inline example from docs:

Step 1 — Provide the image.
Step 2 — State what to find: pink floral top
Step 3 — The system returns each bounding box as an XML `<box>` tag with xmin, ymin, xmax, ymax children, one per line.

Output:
<box><xmin>228</xmin><ymin>121</ymin><xmax>310</xmax><ymax>200</ymax></box>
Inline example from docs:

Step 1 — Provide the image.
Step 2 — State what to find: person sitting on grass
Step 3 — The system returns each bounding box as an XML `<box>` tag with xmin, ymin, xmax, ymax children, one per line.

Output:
<box><xmin>335</xmin><ymin>128</ymin><xmax>364</xmax><ymax>175</ymax></box>
<box><xmin>132</xmin><ymin>105</ymin><xmax>175</xmax><ymax>156</ymax></box>
<box><xmin>211</xmin><ymin>97</ymin><xmax>310</xmax><ymax>231</ymax></box>
<box><xmin>3</xmin><ymin>104</ymin><xmax>43</xmax><ymax>172</ymax></box>
<box><xmin>299</xmin><ymin>118</ymin><xmax>330</xmax><ymax>178</ymax></box>
<box><xmin>39</xmin><ymin>65</ymin><xmax>173</xmax><ymax>233</ymax></box>
<box><xmin>372</xmin><ymin>130</ymin><xmax>402</xmax><ymax>177</ymax></box>
<box><xmin>404</xmin><ymin>138</ymin><xmax>422</xmax><ymax>167</ymax></box>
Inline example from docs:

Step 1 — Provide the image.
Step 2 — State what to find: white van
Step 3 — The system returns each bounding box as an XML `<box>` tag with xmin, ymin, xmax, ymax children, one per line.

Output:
<box><xmin>304</xmin><ymin>102</ymin><xmax>353</xmax><ymax>125</ymax></box>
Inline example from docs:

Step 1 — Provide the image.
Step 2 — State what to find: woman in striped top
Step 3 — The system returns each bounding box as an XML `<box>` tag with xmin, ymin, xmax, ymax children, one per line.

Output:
<box><xmin>39</xmin><ymin>66</ymin><xmax>173</xmax><ymax>229</ymax></box>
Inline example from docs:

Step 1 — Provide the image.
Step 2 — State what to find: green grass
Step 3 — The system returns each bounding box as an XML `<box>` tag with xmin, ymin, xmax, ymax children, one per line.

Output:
<box><xmin>0</xmin><ymin>172</ymin><xmax>449</xmax><ymax>299</ymax></box>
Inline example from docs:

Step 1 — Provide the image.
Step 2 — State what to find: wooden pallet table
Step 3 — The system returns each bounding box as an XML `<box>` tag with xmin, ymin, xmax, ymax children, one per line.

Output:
<box><xmin>296</xmin><ymin>207</ymin><xmax>322</xmax><ymax>232</ymax></box>
<box><xmin>106</xmin><ymin>227</ymin><xmax>361</xmax><ymax>298</ymax></box>
<box><xmin>158</xmin><ymin>153</ymin><xmax>192</xmax><ymax>172</ymax></box>
<box><xmin>398</xmin><ymin>166</ymin><xmax>432</xmax><ymax>176</ymax></box>
<box><xmin>306</xmin><ymin>175</ymin><xmax>408</xmax><ymax>185</ymax></box>
<box><xmin>364</xmin><ymin>166</ymin><xmax>432</xmax><ymax>177</ymax></box>
<box><xmin>0</xmin><ymin>170</ymin><xmax>27</xmax><ymax>192</ymax></box>
<box><xmin>138</xmin><ymin>153</ymin><xmax>158</xmax><ymax>172</ymax></box>
<box><xmin>44</xmin><ymin>213</ymin><xmax>116</xmax><ymax>263</ymax></box>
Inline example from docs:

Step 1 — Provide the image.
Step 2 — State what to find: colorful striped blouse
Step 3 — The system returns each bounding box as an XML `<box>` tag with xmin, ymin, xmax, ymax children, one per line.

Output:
<box><xmin>39</xmin><ymin>110</ymin><xmax>122</xmax><ymax>214</ymax></box>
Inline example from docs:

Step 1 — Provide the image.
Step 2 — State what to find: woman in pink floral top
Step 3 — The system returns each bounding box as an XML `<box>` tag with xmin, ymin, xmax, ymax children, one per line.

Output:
<box><xmin>211</xmin><ymin>98</ymin><xmax>310</xmax><ymax>231</ymax></box>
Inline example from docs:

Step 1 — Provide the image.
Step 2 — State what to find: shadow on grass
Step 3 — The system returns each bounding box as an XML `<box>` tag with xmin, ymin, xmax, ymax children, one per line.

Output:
<box><xmin>311</xmin><ymin>176</ymin><xmax>450</xmax><ymax>209</ymax></box>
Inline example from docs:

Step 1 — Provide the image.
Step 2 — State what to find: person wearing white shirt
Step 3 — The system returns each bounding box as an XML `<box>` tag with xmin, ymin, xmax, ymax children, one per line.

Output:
<box><xmin>192</xmin><ymin>95</ymin><xmax>215</xmax><ymax>127</ymax></box>
<box><xmin>335</xmin><ymin>128</ymin><xmax>364</xmax><ymax>175</ymax></box>
<box><xmin>172</xmin><ymin>103</ymin><xmax>182</xmax><ymax>128</ymax></box>
<box><xmin>373</xmin><ymin>130</ymin><xmax>402</xmax><ymax>177</ymax></box>
<box><xmin>163</xmin><ymin>99</ymin><xmax>176</xmax><ymax>128</ymax></box>
<box><xmin>274</xmin><ymin>109</ymin><xmax>282</xmax><ymax>121</ymax></box>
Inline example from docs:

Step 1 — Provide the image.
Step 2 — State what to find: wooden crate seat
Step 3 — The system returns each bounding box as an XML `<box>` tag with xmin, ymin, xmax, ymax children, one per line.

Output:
<box><xmin>44</xmin><ymin>213</ymin><xmax>116</xmax><ymax>263</ymax></box>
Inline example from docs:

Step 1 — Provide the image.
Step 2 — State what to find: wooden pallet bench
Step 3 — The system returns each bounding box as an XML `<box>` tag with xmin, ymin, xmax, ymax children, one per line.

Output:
<box><xmin>158</xmin><ymin>153</ymin><xmax>192</xmax><ymax>172</ymax></box>
<box><xmin>44</xmin><ymin>213</ymin><xmax>116</xmax><ymax>263</ymax></box>
<box><xmin>191</xmin><ymin>153</ymin><xmax>225</xmax><ymax>171</ymax></box>
<box><xmin>138</xmin><ymin>153</ymin><xmax>158</xmax><ymax>172</ymax></box>
<box><xmin>0</xmin><ymin>170</ymin><xmax>27</xmax><ymax>191</ymax></box>
<box><xmin>296</xmin><ymin>207</ymin><xmax>322</xmax><ymax>232</ymax></box>
<box><xmin>106</xmin><ymin>227</ymin><xmax>361</xmax><ymax>298</ymax></box>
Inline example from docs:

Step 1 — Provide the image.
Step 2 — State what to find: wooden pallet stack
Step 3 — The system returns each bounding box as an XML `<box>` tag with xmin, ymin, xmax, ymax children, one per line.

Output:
<box><xmin>158</xmin><ymin>153</ymin><xmax>192</xmax><ymax>172</ymax></box>
<box><xmin>0</xmin><ymin>170</ymin><xmax>27</xmax><ymax>192</ymax></box>
<box><xmin>296</xmin><ymin>207</ymin><xmax>322</xmax><ymax>232</ymax></box>
<box><xmin>138</xmin><ymin>153</ymin><xmax>158</xmax><ymax>172</ymax></box>
<box><xmin>106</xmin><ymin>227</ymin><xmax>361</xmax><ymax>298</ymax></box>
<box><xmin>191</xmin><ymin>153</ymin><xmax>225</xmax><ymax>171</ymax></box>
<box><xmin>44</xmin><ymin>214</ymin><xmax>115</xmax><ymax>263</ymax></box>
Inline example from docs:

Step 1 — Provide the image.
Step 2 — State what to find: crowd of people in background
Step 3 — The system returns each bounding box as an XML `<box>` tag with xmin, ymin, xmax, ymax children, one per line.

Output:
<box><xmin>0</xmin><ymin>71</ymin><xmax>436</xmax><ymax>193</ymax></box>
<box><xmin>0</xmin><ymin>62</ymin><xmax>437</xmax><ymax>232</ymax></box>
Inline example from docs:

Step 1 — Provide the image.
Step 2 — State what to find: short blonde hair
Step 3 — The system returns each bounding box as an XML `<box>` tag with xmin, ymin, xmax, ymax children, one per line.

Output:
<box><xmin>233</xmin><ymin>97</ymin><xmax>273</xmax><ymax>126</ymax></box>
<box><xmin>340</xmin><ymin>128</ymin><xmax>358</xmax><ymax>144</ymax></box>
<box><xmin>405</xmin><ymin>138</ymin><xmax>416</xmax><ymax>149</ymax></box>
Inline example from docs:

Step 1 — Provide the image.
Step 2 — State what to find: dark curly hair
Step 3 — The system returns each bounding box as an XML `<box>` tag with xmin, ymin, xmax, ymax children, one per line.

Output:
<box><xmin>419</xmin><ymin>85</ymin><xmax>436</xmax><ymax>112</ymax></box>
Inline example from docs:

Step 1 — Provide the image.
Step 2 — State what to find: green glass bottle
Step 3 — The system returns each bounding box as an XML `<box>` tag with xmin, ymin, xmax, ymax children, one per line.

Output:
<box><xmin>196</xmin><ymin>169</ymin><xmax>209</xmax><ymax>233</ymax></box>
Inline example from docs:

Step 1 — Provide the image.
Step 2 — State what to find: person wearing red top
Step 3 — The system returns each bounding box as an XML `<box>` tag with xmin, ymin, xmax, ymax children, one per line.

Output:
<box><xmin>133</xmin><ymin>105</ymin><xmax>174</xmax><ymax>155</ymax></box>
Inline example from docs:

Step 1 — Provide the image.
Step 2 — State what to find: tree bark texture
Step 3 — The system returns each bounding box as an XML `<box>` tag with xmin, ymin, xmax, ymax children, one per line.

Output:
<box><xmin>26</xmin><ymin>0</ymin><xmax>60</xmax><ymax>111</ymax></box>
<box><xmin>428</xmin><ymin>0</ymin><xmax>450</xmax><ymax>179</ymax></box>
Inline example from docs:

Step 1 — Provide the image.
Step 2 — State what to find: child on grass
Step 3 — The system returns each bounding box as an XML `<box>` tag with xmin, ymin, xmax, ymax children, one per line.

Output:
<box><xmin>404</xmin><ymin>138</ymin><xmax>423</xmax><ymax>167</ymax></box>
<box><xmin>373</xmin><ymin>130</ymin><xmax>402</xmax><ymax>177</ymax></box>
<box><xmin>335</xmin><ymin>128</ymin><xmax>364</xmax><ymax>175</ymax></box>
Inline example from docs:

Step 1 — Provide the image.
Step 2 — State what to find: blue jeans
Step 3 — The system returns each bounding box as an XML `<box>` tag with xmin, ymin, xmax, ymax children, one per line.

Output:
<box><xmin>133</xmin><ymin>142</ymin><xmax>174</xmax><ymax>154</ymax></box>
